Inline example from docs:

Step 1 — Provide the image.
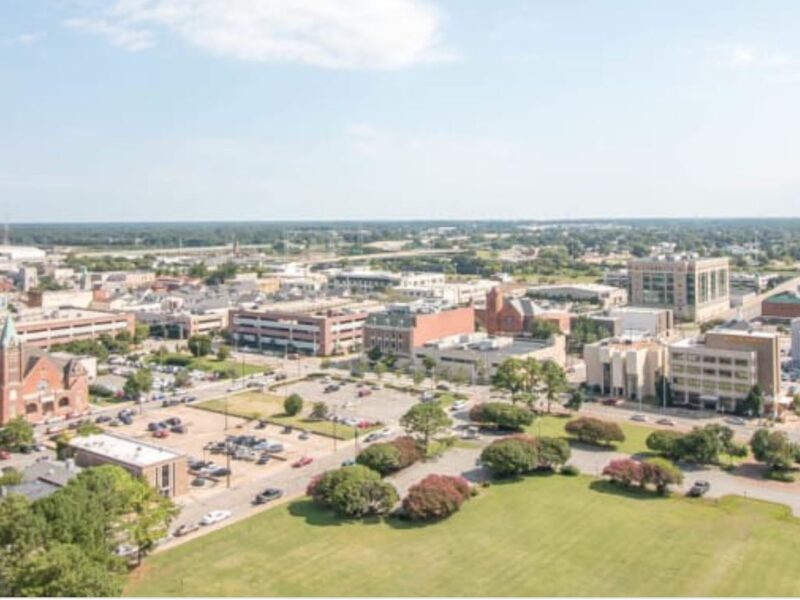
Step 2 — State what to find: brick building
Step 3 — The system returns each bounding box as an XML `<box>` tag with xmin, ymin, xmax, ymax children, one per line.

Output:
<box><xmin>363</xmin><ymin>303</ymin><xmax>475</xmax><ymax>357</ymax></box>
<box><xmin>761</xmin><ymin>291</ymin><xmax>800</xmax><ymax>321</ymax></box>
<box><xmin>229</xmin><ymin>307</ymin><xmax>368</xmax><ymax>356</ymax></box>
<box><xmin>0</xmin><ymin>316</ymin><xmax>90</xmax><ymax>426</ymax></box>
<box><xmin>481</xmin><ymin>287</ymin><xmax>571</xmax><ymax>336</ymax></box>
<box><xmin>66</xmin><ymin>433</ymin><xmax>188</xmax><ymax>497</ymax></box>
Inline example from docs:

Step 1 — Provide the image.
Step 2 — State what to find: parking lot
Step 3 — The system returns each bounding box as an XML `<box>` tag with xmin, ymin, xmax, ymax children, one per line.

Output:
<box><xmin>279</xmin><ymin>377</ymin><xmax>423</xmax><ymax>427</ymax></box>
<box><xmin>108</xmin><ymin>404</ymin><xmax>334</xmax><ymax>497</ymax></box>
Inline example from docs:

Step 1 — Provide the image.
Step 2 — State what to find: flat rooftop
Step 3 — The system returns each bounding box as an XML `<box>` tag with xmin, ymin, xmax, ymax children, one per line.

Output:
<box><xmin>764</xmin><ymin>291</ymin><xmax>800</xmax><ymax>305</ymax></box>
<box><xmin>69</xmin><ymin>433</ymin><xmax>184</xmax><ymax>467</ymax></box>
<box><xmin>14</xmin><ymin>308</ymin><xmax>127</xmax><ymax>325</ymax></box>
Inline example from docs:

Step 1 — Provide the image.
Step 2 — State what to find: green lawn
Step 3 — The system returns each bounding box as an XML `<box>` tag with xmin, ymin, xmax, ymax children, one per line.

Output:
<box><xmin>195</xmin><ymin>392</ymin><xmax>376</xmax><ymax>440</ymax></box>
<box><xmin>529</xmin><ymin>415</ymin><xmax>752</xmax><ymax>464</ymax></box>
<box><xmin>528</xmin><ymin>414</ymin><xmax>655</xmax><ymax>455</ymax></box>
<box><xmin>127</xmin><ymin>475</ymin><xmax>800</xmax><ymax>597</ymax></box>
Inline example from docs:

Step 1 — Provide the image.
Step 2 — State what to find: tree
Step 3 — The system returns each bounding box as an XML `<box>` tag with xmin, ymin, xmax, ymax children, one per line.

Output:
<box><xmin>536</xmin><ymin>436</ymin><xmax>571</xmax><ymax>470</ymax></box>
<box><xmin>174</xmin><ymin>369</ymin><xmax>191</xmax><ymax>388</ymax></box>
<box><xmin>750</xmin><ymin>429</ymin><xmax>796</xmax><ymax>471</ymax></box>
<box><xmin>646</xmin><ymin>430</ymin><xmax>684</xmax><ymax>459</ymax></box>
<box><xmin>402</xmin><ymin>475</ymin><xmax>472</xmax><ymax>521</ymax></box>
<box><xmin>400</xmin><ymin>403</ymin><xmax>452</xmax><ymax>454</ymax></box>
<box><xmin>480</xmin><ymin>436</ymin><xmax>539</xmax><ymax>478</ymax></box>
<box><xmin>367</xmin><ymin>346</ymin><xmax>383</xmax><ymax>363</ymax></box>
<box><xmin>124</xmin><ymin>368</ymin><xmax>153</xmax><ymax>400</ymax></box>
<box><xmin>492</xmin><ymin>357</ymin><xmax>541</xmax><ymax>398</ymax></box>
<box><xmin>307</xmin><ymin>465</ymin><xmax>398</xmax><ymax>517</ymax></box>
<box><xmin>740</xmin><ymin>384</ymin><xmax>765</xmax><ymax>417</ymax></box>
<box><xmin>216</xmin><ymin>345</ymin><xmax>231</xmax><ymax>361</ymax></box>
<box><xmin>310</xmin><ymin>401</ymin><xmax>329</xmax><ymax>421</ymax></box>
<box><xmin>0</xmin><ymin>417</ymin><xmax>34</xmax><ymax>451</ymax></box>
<box><xmin>357</xmin><ymin>443</ymin><xmax>403</xmax><ymax>475</ymax></box>
<box><xmin>13</xmin><ymin>543</ymin><xmax>123</xmax><ymax>597</ymax></box>
<box><xmin>565</xmin><ymin>417</ymin><xmax>625</xmax><ymax>446</ymax></box>
<box><xmin>284</xmin><ymin>394</ymin><xmax>304</xmax><ymax>417</ymax></box>
<box><xmin>187</xmin><ymin>335</ymin><xmax>212</xmax><ymax>358</ymax></box>
<box><xmin>357</xmin><ymin>437</ymin><xmax>422</xmax><ymax>475</ymax></box>
<box><xmin>565</xmin><ymin>387</ymin><xmax>584</xmax><ymax>411</ymax></box>
<box><xmin>529</xmin><ymin>318</ymin><xmax>561</xmax><ymax>338</ymax></box>
<box><xmin>412</xmin><ymin>369</ymin><xmax>425</xmax><ymax>387</ymax></box>
<box><xmin>540</xmin><ymin>360</ymin><xmax>567</xmax><ymax>413</ymax></box>
<box><xmin>374</xmin><ymin>361</ymin><xmax>387</xmax><ymax>381</ymax></box>
<box><xmin>602</xmin><ymin>458</ymin><xmax>643</xmax><ymax>487</ymax></box>
<box><xmin>469</xmin><ymin>402</ymin><xmax>534</xmax><ymax>431</ymax></box>
<box><xmin>641</xmin><ymin>458</ymin><xmax>683</xmax><ymax>495</ymax></box>
<box><xmin>451</xmin><ymin>367</ymin><xmax>469</xmax><ymax>390</ymax></box>
<box><xmin>133</xmin><ymin>324</ymin><xmax>149</xmax><ymax>344</ymax></box>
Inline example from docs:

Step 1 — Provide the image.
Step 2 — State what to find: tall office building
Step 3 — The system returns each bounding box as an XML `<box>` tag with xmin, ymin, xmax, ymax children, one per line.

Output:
<box><xmin>791</xmin><ymin>318</ymin><xmax>800</xmax><ymax>370</ymax></box>
<box><xmin>628</xmin><ymin>255</ymin><xmax>730</xmax><ymax>322</ymax></box>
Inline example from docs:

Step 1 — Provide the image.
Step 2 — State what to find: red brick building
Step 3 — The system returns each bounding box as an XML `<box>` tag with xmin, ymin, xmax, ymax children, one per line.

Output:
<box><xmin>364</xmin><ymin>304</ymin><xmax>476</xmax><ymax>356</ymax></box>
<box><xmin>481</xmin><ymin>287</ymin><xmax>571</xmax><ymax>336</ymax></box>
<box><xmin>762</xmin><ymin>291</ymin><xmax>800</xmax><ymax>321</ymax></box>
<box><xmin>0</xmin><ymin>316</ymin><xmax>90</xmax><ymax>426</ymax></box>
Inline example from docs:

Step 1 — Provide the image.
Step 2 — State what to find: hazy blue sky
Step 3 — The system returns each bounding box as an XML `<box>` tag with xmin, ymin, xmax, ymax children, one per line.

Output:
<box><xmin>3</xmin><ymin>0</ymin><xmax>800</xmax><ymax>222</ymax></box>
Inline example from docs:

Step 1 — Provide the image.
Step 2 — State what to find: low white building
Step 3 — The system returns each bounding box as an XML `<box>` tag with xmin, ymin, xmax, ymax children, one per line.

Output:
<box><xmin>608</xmin><ymin>306</ymin><xmax>673</xmax><ymax>338</ymax></box>
<box><xmin>584</xmin><ymin>336</ymin><xmax>667</xmax><ymax>401</ymax></box>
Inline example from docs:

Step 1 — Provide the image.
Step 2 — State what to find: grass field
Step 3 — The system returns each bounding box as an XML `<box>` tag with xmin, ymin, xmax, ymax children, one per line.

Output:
<box><xmin>149</xmin><ymin>353</ymin><xmax>266</xmax><ymax>377</ymax></box>
<box><xmin>196</xmin><ymin>392</ymin><xmax>375</xmax><ymax>440</ymax></box>
<box><xmin>528</xmin><ymin>414</ymin><xmax>655</xmax><ymax>455</ymax></box>
<box><xmin>126</xmin><ymin>474</ymin><xmax>800</xmax><ymax>597</ymax></box>
<box><xmin>529</xmin><ymin>414</ymin><xmax>751</xmax><ymax>464</ymax></box>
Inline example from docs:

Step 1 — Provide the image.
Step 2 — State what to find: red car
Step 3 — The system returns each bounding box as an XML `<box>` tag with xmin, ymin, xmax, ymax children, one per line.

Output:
<box><xmin>153</xmin><ymin>429</ymin><xmax>170</xmax><ymax>439</ymax></box>
<box><xmin>357</xmin><ymin>389</ymin><xmax>371</xmax><ymax>398</ymax></box>
<box><xmin>292</xmin><ymin>456</ymin><xmax>313</xmax><ymax>468</ymax></box>
<box><xmin>0</xmin><ymin>450</ymin><xmax>10</xmax><ymax>460</ymax></box>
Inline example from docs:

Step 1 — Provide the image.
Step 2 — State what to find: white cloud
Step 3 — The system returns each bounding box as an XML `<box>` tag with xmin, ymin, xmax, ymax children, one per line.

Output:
<box><xmin>5</xmin><ymin>31</ymin><xmax>46</xmax><ymax>47</ymax></box>
<box><xmin>719</xmin><ymin>45</ymin><xmax>800</xmax><ymax>69</ymax></box>
<box><xmin>65</xmin><ymin>17</ymin><xmax>155</xmax><ymax>51</ymax></box>
<box><xmin>64</xmin><ymin>0</ymin><xmax>454</xmax><ymax>69</ymax></box>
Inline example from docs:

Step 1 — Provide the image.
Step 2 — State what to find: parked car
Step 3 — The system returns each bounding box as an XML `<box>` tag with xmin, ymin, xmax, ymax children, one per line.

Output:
<box><xmin>726</xmin><ymin>417</ymin><xmax>747</xmax><ymax>426</ymax></box>
<box><xmin>253</xmin><ymin>488</ymin><xmax>283</xmax><ymax>504</ymax></box>
<box><xmin>200</xmin><ymin>510</ymin><xmax>232</xmax><ymax>526</ymax></box>
<box><xmin>450</xmin><ymin>400</ymin><xmax>468</xmax><ymax>412</ymax></box>
<box><xmin>357</xmin><ymin>388</ymin><xmax>371</xmax><ymax>397</ymax></box>
<box><xmin>687</xmin><ymin>480</ymin><xmax>711</xmax><ymax>497</ymax></box>
<box><xmin>95</xmin><ymin>415</ymin><xmax>112</xmax><ymax>424</ymax></box>
<box><xmin>171</xmin><ymin>425</ymin><xmax>188</xmax><ymax>434</ymax></box>
<box><xmin>256</xmin><ymin>454</ymin><xmax>271</xmax><ymax>465</ymax></box>
<box><xmin>341</xmin><ymin>459</ymin><xmax>356</xmax><ymax>467</ymax></box>
<box><xmin>147</xmin><ymin>422</ymin><xmax>163</xmax><ymax>432</ymax></box>
<box><xmin>364</xmin><ymin>432</ymin><xmax>380</xmax><ymax>443</ymax></box>
<box><xmin>255</xmin><ymin>420</ymin><xmax>267</xmax><ymax>430</ymax></box>
<box><xmin>656</xmin><ymin>418</ymin><xmax>676</xmax><ymax>426</ymax></box>
<box><xmin>173</xmin><ymin>523</ymin><xmax>200</xmax><ymax>537</ymax></box>
<box><xmin>282</xmin><ymin>425</ymin><xmax>293</xmax><ymax>434</ymax></box>
<box><xmin>0</xmin><ymin>450</ymin><xmax>10</xmax><ymax>460</ymax></box>
<box><xmin>298</xmin><ymin>430</ymin><xmax>310</xmax><ymax>440</ymax></box>
<box><xmin>165</xmin><ymin>417</ymin><xmax>182</xmax><ymax>427</ymax></box>
<box><xmin>601</xmin><ymin>398</ymin><xmax>624</xmax><ymax>406</ymax></box>
<box><xmin>119</xmin><ymin>415</ymin><xmax>133</xmax><ymax>425</ymax></box>
<box><xmin>421</xmin><ymin>391</ymin><xmax>436</xmax><ymax>402</ymax></box>
<box><xmin>267</xmin><ymin>442</ymin><xmax>284</xmax><ymax>453</ymax></box>
<box><xmin>436</xmin><ymin>383</ymin><xmax>451</xmax><ymax>391</ymax></box>
<box><xmin>210</xmin><ymin>467</ymin><xmax>231</xmax><ymax>478</ymax></box>
<box><xmin>324</xmin><ymin>384</ymin><xmax>339</xmax><ymax>393</ymax></box>
<box><xmin>153</xmin><ymin>429</ymin><xmax>170</xmax><ymax>439</ymax></box>
<box><xmin>108</xmin><ymin>419</ymin><xmax>121</xmax><ymax>427</ymax></box>
<box><xmin>292</xmin><ymin>456</ymin><xmax>313</xmax><ymax>468</ymax></box>
<box><xmin>630</xmin><ymin>414</ymin><xmax>648</xmax><ymax>422</ymax></box>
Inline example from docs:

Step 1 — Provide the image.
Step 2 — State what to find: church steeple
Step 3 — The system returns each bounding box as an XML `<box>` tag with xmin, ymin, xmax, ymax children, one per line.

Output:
<box><xmin>1</xmin><ymin>315</ymin><xmax>20</xmax><ymax>348</ymax></box>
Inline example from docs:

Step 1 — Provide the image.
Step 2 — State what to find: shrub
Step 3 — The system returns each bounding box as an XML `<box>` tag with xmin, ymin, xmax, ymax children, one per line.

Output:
<box><xmin>602</xmin><ymin>458</ymin><xmax>643</xmax><ymax>487</ymax></box>
<box><xmin>641</xmin><ymin>457</ymin><xmax>683</xmax><ymax>495</ymax></box>
<box><xmin>310</xmin><ymin>401</ymin><xmax>329</xmax><ymax>420</ymax></box>
<box><xmin>357</xmin><ymin>436</ymin><xmax>423</xmax><ymax>475</ymax></box>
<box><xmin>469</xmin><ymin>402</ymin><xmax>534</xmax><ymax>431</ymax></box>
<box><xmin>283</xmin><ymin>394</ymin><xmax>304</xmax><ymax>416</ymax></box>
<box><xmin>357</xmin><ymin>443</ymin><xmax>403</xmax><ymax>475</ymax></box>
<box><xmin>646</xmin><ymin>430</ymin><xmax>683</xmax><ymax>459</ymax></box>
<box><xmin>307</xmin><ymin>465</ymin><xmax>398</xmax><ymax>517</ymax></box>
<box><xmin>560</xmin><ymin>464</ymin><xmax>580</xmax><ymax>476</ymax></box>
<box><xmin>536</xmin><ymin>436</ymin><xmax>571</xmax><ymax>470</ymax></box>
<box><xmin>402</xmin><ymin>474</ymin><xmax>472</xmax><ymax>521</ymax></box>
<box><xmin>565</xmin><ymin>417</ymin><xmax>625</xmax><ymax>446</ymax></box>
<box><xmin>480</xmin><ymin>436</ymin><xmax>538</xmax><ymax>477</ymax></box>
<box><xmin>750</xmin><ymin>428</ymin><xmax>796</xmax><ymax>471</ymax></box>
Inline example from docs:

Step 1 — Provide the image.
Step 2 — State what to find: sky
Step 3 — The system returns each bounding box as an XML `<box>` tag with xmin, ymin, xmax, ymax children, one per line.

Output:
<box><xmin>3</xmin><ymin>0</ymin><xmax>800</xmax><ymax>222</ymax></box>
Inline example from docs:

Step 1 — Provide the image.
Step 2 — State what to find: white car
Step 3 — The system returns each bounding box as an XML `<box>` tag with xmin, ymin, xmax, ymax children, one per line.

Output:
<box><xmin>200</xmin><ymin>510</ymin><xmax>232</xmax><ymax>526</ymax></box>
<box><xmin>726</xmin><ymin>417</ymin><xmax>747</xmax><ymax>426</ymax></box>
<box><xmin>630</xmin><ymin>414</ymin><xmax>648</xmax><ymax>422</ymax></box>
<box><xmin>451</xmin><ymin>400</ymin><xmax>468</xmax><ymax>412</ymax></box>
